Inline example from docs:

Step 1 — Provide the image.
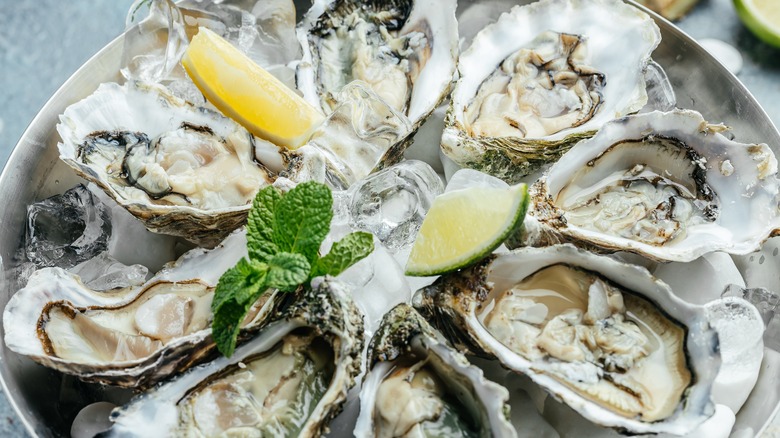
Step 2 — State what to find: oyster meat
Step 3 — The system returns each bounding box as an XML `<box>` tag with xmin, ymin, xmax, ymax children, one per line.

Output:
<box><xmin>355</xmin><ymin>304</ymin><xmax>516</xmax><ymax>438</ymax></box>
<box><xmin>529</xmin><ymin>109</ymin><xmax>780</xmax><ymax>262</ymax></box>
<box><xmin>417</xmin><ymin>245</ymin><xmax>720</xmax><ymax>435</ymax></box>
<box><xmin>57</xmin><ymin>81</ymin><xmax>277</xmax><ymax>246</ymax></box>
<box><xmin>100</xmin><ymin>278</ymin><xmax>364</xmax><ymax>437</ymax></box>
<box><xmin>441</xmin><ymin>0</ymin><xmax>661</xmax><ymax>182</ymax></box>
<box><xmin>296</xmin><ymin>0</ymin><xmax>459</xmax><ymax>131</ymax></box>
<box><xmin>2</xmin><ymin>231</ymin><xmax>263</xmax><ymax>388</ymax></box>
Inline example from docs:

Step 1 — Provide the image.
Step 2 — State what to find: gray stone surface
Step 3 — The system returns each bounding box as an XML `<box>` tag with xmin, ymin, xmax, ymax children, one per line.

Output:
<box><xmin>0</xmin><ymin>0</ymin><xmax>779</xmax><ymax>436</ymax></box>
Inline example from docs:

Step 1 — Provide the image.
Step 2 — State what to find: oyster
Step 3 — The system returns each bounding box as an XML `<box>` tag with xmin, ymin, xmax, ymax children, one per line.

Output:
<box><xmin>528</xmin><ymin>109</ymin><xmax>780</xmax><ymax>262</ymax></box>
<box><xmin>441</xmin><ymin>0</ymin><xmax>661</xmax><ymax>182</ymax></box>
<box><xmin>296</xmin><ymin>0</ymin><xmax>459</xmax><ymax>134</ymax></box>
<box><xmin>100</xmin><ymin>277</ymin><xmax>363</xmax><ymax>437</ymax></box>
<box><xmin>355</xmin><ymin>304</ymin><xmax>516</xmax><ymax>438</ymax></box>
<box><xmin>416</xmin><ymin>245</ymin><xmax>720</xmax><ymax>435</ymax></box>
<box><xmin>2</xmin><ymin>231</ymin><xmax>261</xmax><ymax>388</ymax></box>
<box><xmin>57</xmin><ymin>81</ymin><xmax>277</xmax><ymax>246</ymax></box>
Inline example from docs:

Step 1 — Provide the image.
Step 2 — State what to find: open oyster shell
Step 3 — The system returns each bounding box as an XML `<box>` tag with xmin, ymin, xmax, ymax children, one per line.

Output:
<box><xmin>527</xmin><ymin>109</ymin><xmax>780</xmax><ymax>262</ymax></box>
<box><xmin>296</xmin><ymin>0</ymin><xmax>459</xmax><ymax>136</ymax></box>
<box><xmin>2</xmin><ymin>231</ymin><xmax>259</xmax><ymax>388</ymax></box>
<box><xmin>355</xmin><ymin>304</ymin><xmax>516</xmax><ymax>437</ymax></box>
<box><xmin>441</xmin><ymin>0</ymin><xmax>661</xmax><ymax>182</ymax></box>
<box><xmin>416</xmin><ymin>245</ymin><xmax>720</xmax><ymax>435</ymax></box>
<box><xmin>57</xmin><ymin>81</ymin><xmax>278</xmax><ymax>247</ymax></box>
<box><xmin>100</xmin><ymin>277</ymin><xmax>364</xmax><ymax>437</ymax></box>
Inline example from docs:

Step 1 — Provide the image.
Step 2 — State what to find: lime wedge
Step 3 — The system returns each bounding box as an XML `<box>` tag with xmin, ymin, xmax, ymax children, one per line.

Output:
<box><xmin>182</xmin><ymin>27</ymin><xmax>325</xmax><ymax>149</ymax></box>
<box><xmin>734</xmin><ymin>0</ymin><xmax>780</xmax><ymax>48</ymax></box>
<box><xmin>405</xmin><ymin>184</ymin><xmax>530</xmax><ymax>277</ymax></box>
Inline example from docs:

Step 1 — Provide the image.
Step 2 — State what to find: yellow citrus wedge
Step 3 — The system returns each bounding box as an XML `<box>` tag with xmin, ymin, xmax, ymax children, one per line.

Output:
<box><xmin>182</xmin><ymin>27</ymin><xmax>324</xmax><ymax>149</ymax></box>
<box><xmin>405</xmin><ymin>184</ymin><xmax>530</xmax><ymax>277</ymax></box>
<box><xmin>734</xmin><ymin>0</ymin><xmax>780</xmax><ymax>48</ymax></box>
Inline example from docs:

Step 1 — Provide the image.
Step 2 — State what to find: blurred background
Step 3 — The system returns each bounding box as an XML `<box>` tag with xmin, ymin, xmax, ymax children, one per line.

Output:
<box><xmin>0</xmin><ymin>0</ymin><xmax>778</xmax><ymax>436</ymax></box>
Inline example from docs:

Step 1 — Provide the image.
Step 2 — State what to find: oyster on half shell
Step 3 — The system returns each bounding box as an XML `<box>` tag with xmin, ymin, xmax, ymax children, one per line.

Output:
<box><xmin>296</xmin><ymin>0</ymin><xmax>459</xmax><ymax>134</ymax></box>
<box><xmin>2</xmin><ymin>231</ymin><xmax>257</xmax><ymax>388</ymax></box>
<box><xmin>527</xmin><ymin>109</ymin><xmax>780</xmax><ymax>262</ymax></box>
<box><xmin>441</xmin><ymin>0</ymin><xmax>661</xmax><ymax>182</ymax></box>
<box><xmin>57</xmin><ymin>81</ymin><xmax>279</xmax><ymax>247</ymax></box>
<box><xmin>355</xmin><ymin>304</ymin><xmax>516</xmax><ymax>438</ymax></box>
<box><xmin>100</xmin><ymin>278</ymin><xmax>364</xmax><ymax>437</ymax></box>
<box><xmin>416</xmin><ymin>245</ymin><xmax>720</xmax><ymax>435</ymax></box>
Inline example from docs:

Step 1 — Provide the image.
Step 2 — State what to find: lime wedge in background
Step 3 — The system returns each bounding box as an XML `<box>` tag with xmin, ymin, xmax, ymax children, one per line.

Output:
<box><xmin>182</xmin><ymin>27</ymin><xmax>325</xmax><ymax>149</ymax></box>
<box><xmin>405</xmin><ymin>184</ymin><xmax>530</xmax><ymax>277</ymax></box>
<box><xmin>734</xmin><ymin>0</ymin><xmax>780</xmax><ymax>48</ymax></box>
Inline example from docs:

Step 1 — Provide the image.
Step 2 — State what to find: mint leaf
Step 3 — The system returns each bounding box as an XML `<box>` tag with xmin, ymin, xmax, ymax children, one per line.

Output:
<box><xmin>273</xmin><ymin>181</ymin><xmax>333</xmax><ymax>265</ymax></box>
<box><xmin>247</xmin><ymin>186</ymin><xmax>282</xmax><ymax>262</ymax></box>
<box><xmin>267</xmin><ymin>252</ymin><xmax>311</xmax><ymax>292</ymax></box>
<box><xmin>212</xmin><ymin>258</ymin><xmax>269</xmax><ymax>357</ymax></box>
<box><xmin>212</xmin><ymin>298</ymin><xmax>254</xmax><ymax>357</ymax></box>
<box><xmin>312</xmin><ymin>232</ymin><xmax>374</xmax><ymax>278</ymax></box>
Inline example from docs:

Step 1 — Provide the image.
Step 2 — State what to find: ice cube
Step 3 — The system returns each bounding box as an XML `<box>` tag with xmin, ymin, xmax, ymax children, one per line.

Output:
<box><xmin>25</xmin><ymin>185</ymin><xmax>112</xmax><ymax>269</ymax></box>
<box><xmin>445</xmin><ymin>168</ymin><xmax>509</xmax><ymax>193</ymax></box>
<box><xmin>69</xmin><ymin>252</ymin><xmax>149</xmax><ymax>291</ymax></box>
<box><xmin>640</xmin><ymin>60</ymin><xmax>677</xmax><ymax>113</ymax></box>
<box><xmin>71</xmin><ymin>402</ymin><xmax>116</xmax><ymax>438</ymax></box>
<box><xmin>722</xmin><ymin>284</ymin><xmax>780</xmax><ymax>351</ymax></box>
<box><xmin>706</xmin><ymin>297</ymin><xmax>765</xmax><ymax>413</ymax></box>
<box><xmin>347</xmin><ymin>160</ymin><xmax>444</xmax><ymax>253</ymax></box>
<box><xmin>87</xmin><ymin>185</ymin><xmax>179</xmax><ymax>273</ymax></box>
<box><xmin>304</xmin><ymin>82</ymin><xmax>413</xmax><ymax>189</ymax></box>
<box><xmin>333</xmin><ymin>236</ymin><xmax>412</xmax><ymax>335</ymax></box>
<box><xmin>732</xmin><ymin>236</ymin><xmax>780</xmax><ymax>291</ymax></box>
<box><xmin>122</xmin><ymin>0</ymin><xmax>189</xmax><ymax>84</ymax></box>
<box><xmin>652</xmin><ymin>252</ymin><xmax>745</xmax><ymax>305</ymax></box>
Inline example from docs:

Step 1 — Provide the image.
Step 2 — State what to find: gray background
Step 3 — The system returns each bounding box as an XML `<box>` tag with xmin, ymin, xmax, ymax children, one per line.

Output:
<box><xmin>0</xmin><ymin>0</ymin><xmax>778</xmax><ymax>436</ymax></box>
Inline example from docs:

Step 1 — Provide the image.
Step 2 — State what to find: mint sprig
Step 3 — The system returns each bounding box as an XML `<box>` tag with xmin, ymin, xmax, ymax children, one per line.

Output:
<box><xmin>212</xmin><ymin>182</ymin><xmax>374</xmax><ymax>357</ymax></box>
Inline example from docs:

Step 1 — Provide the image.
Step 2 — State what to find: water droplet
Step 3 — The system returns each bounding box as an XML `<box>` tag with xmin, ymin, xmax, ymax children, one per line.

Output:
<box><xmin>759</xmin><ymin>255</ymin><xmax>766</xmax><ymax>265</ymax></box>
<box><xmin>773</xmin><ymin>248</ymin><xmax>778</xmax><ymax>257</ymax></box>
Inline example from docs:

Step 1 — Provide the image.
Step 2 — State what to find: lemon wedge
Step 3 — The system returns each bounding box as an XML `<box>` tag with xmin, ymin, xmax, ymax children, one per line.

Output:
<box><xmin>182</xmin><ymin>27</ymin><xmax>324</xmax><ymax>149</ymax></box>
<box><xmin>734</xmin><ymin>0</ymin><xmax>780</xmax><ymax>48</ymax></box>
<box><xmin>405</xmin><ymin>184</ymin><xmax>530</xmax><ymax>277</ymax></box>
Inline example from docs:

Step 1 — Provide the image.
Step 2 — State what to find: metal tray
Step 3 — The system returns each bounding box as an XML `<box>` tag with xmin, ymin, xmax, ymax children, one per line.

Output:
<box><xmin>1</xmin><ymin>1</ymin><xmax>778</xmax><ymax>436</ymax></box>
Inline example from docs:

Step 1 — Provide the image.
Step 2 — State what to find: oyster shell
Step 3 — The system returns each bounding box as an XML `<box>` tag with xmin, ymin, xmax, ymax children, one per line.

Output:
<box><xmin>100</xmin><ymin>277</ymin><xmax>364</xmax><ymax>437</ymax></box>
<box><xmin>416</xmin><ymin>245</ymin><xmax>720</xmax><ymax>435</ymax></box>
<box><xmin>528</xmin><ymin>109</ymin><xmax>780</xmax><ymax>262</ymax></box>
<box><xmin>57</xmin><ymin>81</ymin><xmax>278</xmax><ymax>247</ymax></box>
<box><xmin>2</xmin><ymin>231</ymin><xmax>261</xmax><ymax>388</ymax></box>
<box><xmin>296</xmin><ymin>0</ymin><xmax>459</xmax><ymax>134</ymax></box>
<box><xmin>441</xmin><ymin>0</ymin><xmax>661</xmax><ymax>182</ymax></box>
<box><xmin>355</xmin><ymin>304</ymin><xmax>516</xmax><ymax>437</ymax></box>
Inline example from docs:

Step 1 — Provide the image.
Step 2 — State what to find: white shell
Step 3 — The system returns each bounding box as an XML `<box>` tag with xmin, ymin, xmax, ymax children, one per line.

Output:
<box><xmin>102</xmin><ymin>278</ymin><xmax>364</xmax><ymax>437</ymax></box>
<box><xmin>2</xmin><ymin>231</ymin><xmax>253</xmax><ymax>388</ymax></box>
<box><xmin>296</xmin><ymin>0</ymin><xmax>459</xmax><ymax>131</ymax></box>
<box><xmin>441</xmin><ymin>0</ymin><xmax>661</xmax><ymax>182</ymax></box>
<box><xmin>355</xmin><ymin>305</ymin><xmax>516</xmax><ymax>437</ymax></box>
<box><xmin>57</xmin><ymin>81</ymin><xmax>276</xmax><ymax>246</ymax></box>
<box><xmin>417</xmin><ymin>245</ymin><xmax>720</xmax><ymax>435</ymax></box>
<box><xmin>530</xmin><ymin>109</ymin><xmax>780</xmax><ymax>262</ymax></box>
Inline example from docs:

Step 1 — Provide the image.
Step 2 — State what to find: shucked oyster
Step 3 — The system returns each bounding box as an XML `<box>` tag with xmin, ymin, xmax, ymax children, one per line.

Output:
<box><xmin>417</xmin><ymin>245</ymin><xmax>720</xmax><ymax>435</ymax></box>
<box><xmin>528</xmin><ymin>109</ymin><xmax>780</xmax><ymax>262</ymax></box>
<box><xmin>296</xmin><ymin>0</ymin><xmax>458</xmax><ymax>132</ymax></box>
<box><xmin>57</xmin><ymin>81</ymin><xmax>277</xmax><ymax>246</ymax></box>
<box><xmin>355</xmin><ymin>304</ymin><xmax>516</xmax><ymax>438</ymax></box>
<box><xmin>101</xmin><ymin>278</ymin><xmax>363</xmax><ymax>437</ymax></box>
<box><xmin>441</xmin><ymin>0</ymin><xmax>661</xmax><ymax>182</ymax></box>
<box><xmin>3</xmin><ymin>231</ymin><xmax>254</xmax><ymax>388</ymax></box>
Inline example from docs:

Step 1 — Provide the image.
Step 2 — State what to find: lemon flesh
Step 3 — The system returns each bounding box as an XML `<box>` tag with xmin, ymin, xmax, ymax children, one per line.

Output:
<box><xmin>734</xmin><ymin>0</ymin><xmax>780</xmax><ymax>48</ymax></box>
<box><xmin>182</xmin><ymin>27</ymin><xmax>325</xmax><ymax>149</ymax></box>
<box><xmin>405</xmin><ymin>184</ymin><xmax>530</xmax><ymax>277</ymax></box>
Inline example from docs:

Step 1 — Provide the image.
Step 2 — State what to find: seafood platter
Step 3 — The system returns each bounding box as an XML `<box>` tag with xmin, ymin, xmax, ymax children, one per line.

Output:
<box><xmin>1</xmin><ymin>0</ymin><xmax>779</xmax><ymax>436</ymax></box>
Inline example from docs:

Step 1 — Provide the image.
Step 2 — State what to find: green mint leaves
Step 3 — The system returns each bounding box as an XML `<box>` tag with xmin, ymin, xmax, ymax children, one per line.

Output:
<box><xmin>212</xmin><ymin>181</ymin><xmax>374</xmax><ymax>357</ymax></box>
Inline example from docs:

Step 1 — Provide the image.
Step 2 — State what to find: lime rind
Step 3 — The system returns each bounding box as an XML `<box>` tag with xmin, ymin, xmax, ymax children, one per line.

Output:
<box><xmin>734</xmin><ymin>0</ymin><xmax>780</xmax><ymax>48</ymax></box>
<box><xmin>405</xmin><ymin>184</ymin><xmax>530</xmax><ymax>277</ymax></box>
